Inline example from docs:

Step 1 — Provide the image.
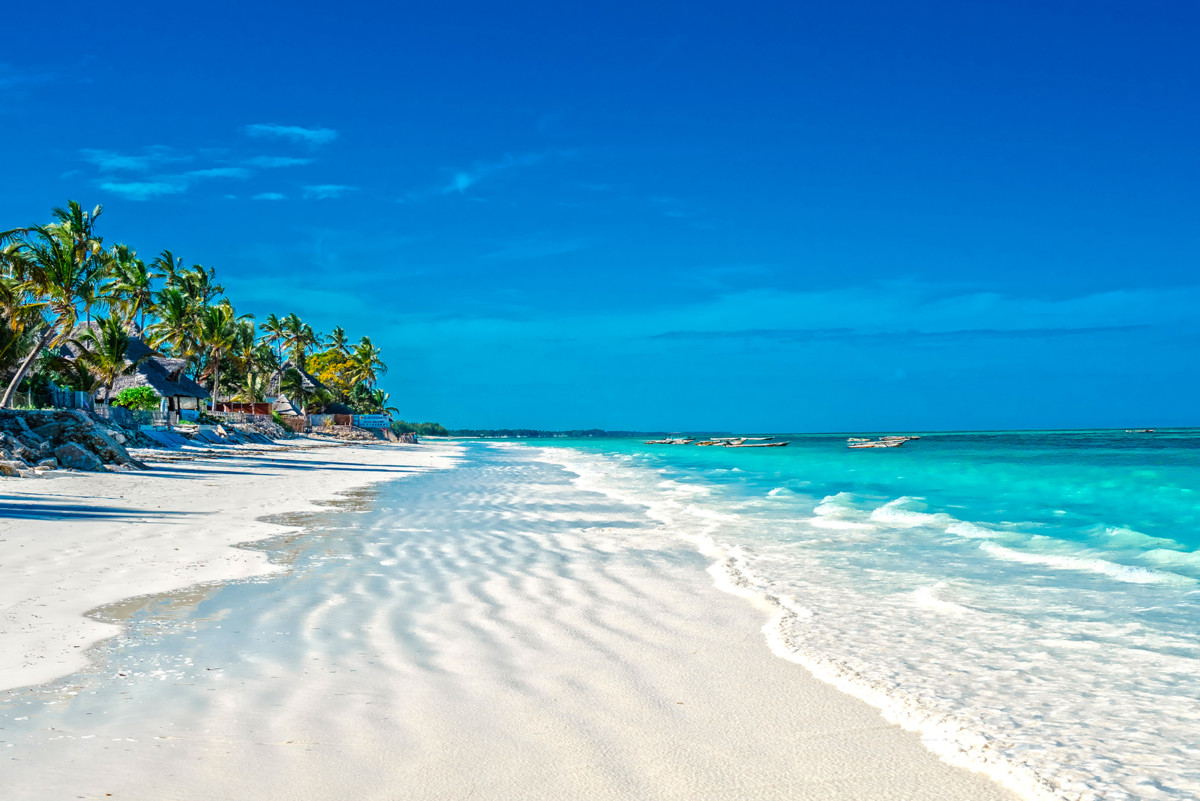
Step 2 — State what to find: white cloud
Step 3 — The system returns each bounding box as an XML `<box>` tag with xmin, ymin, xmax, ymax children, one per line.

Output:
<box><xmin>79</xmin><ymin>146</ymin><xmax>188</xmax><ymax>172</ymax></box>
<box><xmin>99</xmin><ymin>181</ymin><xmax>188</xmax><ymax>201</ymax></box>
<box><xmin>184</xmin><ymin>167</ymin><xmax>251</xmax><ymax>180</ymax></box>
<box><xmin>242</xmin><ymin>156</ymin><xmax>313</xmax><ymax>168</ymax></box>
<box><xmin>442</xmin><ymin>152</ymin><xmax>544</xmax><ymax>194</ymax></box>
<box><xmin>244</xmin><ymin>123</ymin><xmax>338</xmax><ymax>145</ymax></box>
<box><xmin>303</xmin><ymin>184</ymin><xmax>356</xmax><ymax>200</ymax></box>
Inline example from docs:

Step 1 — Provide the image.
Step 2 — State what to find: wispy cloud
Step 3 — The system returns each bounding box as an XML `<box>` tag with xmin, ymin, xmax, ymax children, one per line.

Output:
<box><xmin>443</xmin><ymin>152</ymin><xmax>544</xmax><ymax>194</ymax></box>
<box><xmin>0</xmin><ymin>63</ymin><xmax>53</xmax><ymax>91</ymax></box>
<box><xmin>242</xmin><ymin>155</ymin><xmax>313</xmax><ymax>168</ymax></box>
<box><xmin>96</xmin><ymin>164</ymin><xmax>249</xmax><ymax>200</ymax></box>
<box><xmin>244</xmin><ymin>123</ymin><xmax>338</xmax><ymax>145</ymax></box>
<box><xmin>98</xmin><ymin>181</ymin><xmax>189</xmax><ymax>201</ymax></box>
<box><xmin>484</xmin><ymin>237</ymin><xmax>592</xmax><ymax>261</ymax></box>
<box><xmin>79</xmin><ymin>146</ymin><xmax>190</xmax><ymax>172</ymax></box>
<box><xmin>253</xmin><ymin>192</ymin><xmax>287</xmax><ymax>201</ymax></box>
<box><xmin>650</xmin><ymin>325</ymin><xmax>1150</xmax><ymax>345</ymax></box>
<box><xmin>303</xmin><ymin>184</ymin><xmax>356</xmax><ymax>200</ymax></box>
<box><xmin>184</xmin><ymin>166</ymin><xmax>251</xmax><ymax>180</ymax></box>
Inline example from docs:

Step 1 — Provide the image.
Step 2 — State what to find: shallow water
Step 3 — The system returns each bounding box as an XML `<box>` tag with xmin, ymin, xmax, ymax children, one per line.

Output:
<box><xmin>533</xmin><ymin>430</ymin><xmax>1200</xmax><ymax>801</ymax></box>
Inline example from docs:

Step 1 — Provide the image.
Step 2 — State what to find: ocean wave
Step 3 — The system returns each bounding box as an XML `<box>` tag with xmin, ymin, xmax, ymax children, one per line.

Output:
<box><xmin>945</xmin><ymin>521</ymin><xmax>1001</xmax><ymax>539</ymax></box>
<box><xmin>979</xmin><ymin>542</ymin><xmax>1196</xmax><ymax>585</ymax></box>
<box><xmin>870</xmin><ymin>496</ymin><xmax>951</xmax><ymax>528</ymax></box>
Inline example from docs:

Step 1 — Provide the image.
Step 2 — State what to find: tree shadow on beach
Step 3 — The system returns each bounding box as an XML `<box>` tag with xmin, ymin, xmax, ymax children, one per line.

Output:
<box><xmin>0</xmin><ymin>496</ymin><xmax>190</xmax><ymax>521</ymax></box>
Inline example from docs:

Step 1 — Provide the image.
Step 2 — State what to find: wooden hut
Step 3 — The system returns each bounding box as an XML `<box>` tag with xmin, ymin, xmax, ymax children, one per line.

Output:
<box><xmin>62</xmin><ymin>322</ymin><xmax>210</xmax><ymax>413</ymax></box>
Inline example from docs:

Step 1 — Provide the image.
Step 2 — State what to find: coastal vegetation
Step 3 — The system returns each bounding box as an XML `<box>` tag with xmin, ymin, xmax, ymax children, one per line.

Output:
<box><xmin>0</xmin><ymin>201</ymin><xmax>398</xmax><ymax>417</ymax></box>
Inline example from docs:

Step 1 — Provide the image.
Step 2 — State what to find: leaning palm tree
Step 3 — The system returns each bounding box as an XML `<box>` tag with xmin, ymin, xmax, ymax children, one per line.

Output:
<box><xmin>1</xmin><ymin>202</ymin><xmax>111</xmax><ymax>408</ymax></box>
<box><xmin>71</xmin><ymin>316</ymin><xmax>151</xmax><ymax>404</ymax></box>
<box><xmin>174</xmin><ymin>263</ymin><xmax>223</xmax><ymax>305</ymax></box>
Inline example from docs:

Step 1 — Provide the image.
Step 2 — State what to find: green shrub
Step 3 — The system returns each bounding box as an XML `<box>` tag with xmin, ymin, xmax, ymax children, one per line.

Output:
<box><xmin>112</xmin><ymin>386</ymin><xmax>161</xmax><ymax>411</ymax></box>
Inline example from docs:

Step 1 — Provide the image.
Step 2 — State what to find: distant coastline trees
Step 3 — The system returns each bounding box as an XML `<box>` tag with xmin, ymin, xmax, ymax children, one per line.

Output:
<box><xmin>0</xmin><ymin>200</ymin><xmax>398</xmax><ymax>417</ymax></box>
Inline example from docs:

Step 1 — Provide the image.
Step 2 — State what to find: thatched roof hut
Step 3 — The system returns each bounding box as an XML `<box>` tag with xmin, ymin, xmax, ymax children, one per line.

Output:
<box><xmin>62</xmin><ymin>322</ymin><xmax>210</xmax><ymax>411</ymax></box>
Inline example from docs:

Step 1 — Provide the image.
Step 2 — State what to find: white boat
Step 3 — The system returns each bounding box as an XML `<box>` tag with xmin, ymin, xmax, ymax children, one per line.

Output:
<box><xmin>848</xmin><ymin>439</ymin><xmax>905</xmax><ymax>449</ymax></box>
<box><xmin>726</xmin><ymin>440</ymin><xmax>789</xmax><ymax>448</ymax></box>
<box><xmin>645</xmin><ymin>434</ymin><xmax>695</xmax><ymax>444</ymax></box>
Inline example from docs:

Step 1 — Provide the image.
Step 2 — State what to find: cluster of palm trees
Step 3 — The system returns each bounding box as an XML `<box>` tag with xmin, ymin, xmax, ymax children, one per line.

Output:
<box><xmin>0</xmin><ymin>201</ymin><xmax>392</xmax><ymax>415</ymax></box>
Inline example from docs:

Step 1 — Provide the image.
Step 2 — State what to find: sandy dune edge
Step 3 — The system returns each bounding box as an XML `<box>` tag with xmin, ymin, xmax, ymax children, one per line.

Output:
<box><xmin>0</xmin><ymin>439</ymin><xmax>460</xmax><ymax>692</ymax></box>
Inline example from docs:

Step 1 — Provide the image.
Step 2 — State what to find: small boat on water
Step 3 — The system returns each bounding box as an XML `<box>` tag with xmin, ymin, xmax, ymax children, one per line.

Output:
<box><xmin>1125</xmin><ymin>429</ymin><xmax>1156</xmax><ymax>433</ymax></box>
<box><xmin>726</xmin><ymin>440</ymin><xmax>789</xmax><ymax>448</ymax></box>
<box><xmin>847</xmin><ymin>437</ymin><xmax>870</xmax><ymax>442</ymax></box>
<box><xmin>645</xmin><ymin>434</ymin><xmax>695</xmax><ymax>444</ymax></box>
<box><xmin>848</xmin><ymin>439</ymin><xmax>905</xmax><ymax>449</ymax></box>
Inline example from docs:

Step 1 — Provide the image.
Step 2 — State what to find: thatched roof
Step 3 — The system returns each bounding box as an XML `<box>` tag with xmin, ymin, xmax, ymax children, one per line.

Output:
<box><xmin>278</xmin><ymin>360</ymin><xmax>327</xmax><ymax>392</ymax></box>
<box><xmin>62</xmin><ymin>322</ymin><xmax>211</xmax><ymax>400</ymax></box>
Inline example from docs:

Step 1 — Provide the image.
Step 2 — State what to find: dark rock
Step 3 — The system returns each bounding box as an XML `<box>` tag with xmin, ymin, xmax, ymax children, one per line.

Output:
<box><xmin>53</xmin><ymin>443</ymin><xmax>105</xmax><ymax>472</ymax></box>
<box><xmin>36</xmin><ymin>457</ymin><xmax>58</xmax><ymax>470</ymax></box>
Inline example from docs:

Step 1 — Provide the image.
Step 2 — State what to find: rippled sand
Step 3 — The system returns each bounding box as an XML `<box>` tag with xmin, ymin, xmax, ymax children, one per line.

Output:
<box><xmin>1</xmin><ymin>444</ymin><xmax>1016</xmax><ymax>800</ymax></box>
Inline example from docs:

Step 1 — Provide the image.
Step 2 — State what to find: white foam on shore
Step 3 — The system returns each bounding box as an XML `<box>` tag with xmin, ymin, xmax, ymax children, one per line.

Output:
<box><xmin>979</xmin><ymin>542</ymin><xmax>1195</xmax><ymax>586</ymax></box>
<box><xmin>1</xmin><ymin>442</ymin><xmax>1020</xmax><ymax>801</ymax></box>
<box><xmin>533</xmin><ymin>444</ymin><xmax>1200</xmax><ymax>801</ymax></box>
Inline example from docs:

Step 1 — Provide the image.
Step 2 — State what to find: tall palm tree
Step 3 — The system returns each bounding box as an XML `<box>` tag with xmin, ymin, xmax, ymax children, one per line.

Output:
<box><xmin>1</xmin><ymin>202</ymin><xmax>111</xmax><ymax>408</ymax></box>
<box><xmin>351</xmin><ymin>336</ymin><xmax>387</xmax><ymax>389</ymax></box>
<box><xmin>71</xmin><ymin>316</ymin><xmax>151</xmax><ymax>404</ymax></box>
<box><xmin>175</xmin><ymin>264</ymin><xmax>223</xmax><ymax>305</ymax></box>
<box><xmin>259</xmin><ymin>313</ymin><xmax>286</xmax><ymax>361</ymax></box>
<box><xmin>326</xmin><ymin>325</ymin><xmax>349</xmax><ymax>355</ymax></box>
<box><xmin>197</xmin><ymin>302</ymin><xmax>240</xmax><ymax>405</ymax></box>
<box><xmin>146</xmin><ymin>287</ymin><xmax>198</xmax><ymax>364</ymax></box>
<box><xmin>280</xmin><ymin>367</ymin><xmax>308</xmax><ymax>414</ymax></box>
<box><xmin>106</xmin><ymin>244</ymin><xmax>156</xmax><ymax>328</ymax></box>
<box><xmin>281</xmin><ymin>313</ymin><xmax>319</xmax><ymax>367</ymax></box>
<box><xmin>150</xmin><ymin>249</ymin><xmax>182</xmax><ymax>285</ymax></box>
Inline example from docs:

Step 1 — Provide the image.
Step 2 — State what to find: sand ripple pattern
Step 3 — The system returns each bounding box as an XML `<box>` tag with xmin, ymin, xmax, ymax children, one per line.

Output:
<box><xmin>0</xmin><ymin>446</ymin><xmax>1015</xmax><ymax>801</ymax></box>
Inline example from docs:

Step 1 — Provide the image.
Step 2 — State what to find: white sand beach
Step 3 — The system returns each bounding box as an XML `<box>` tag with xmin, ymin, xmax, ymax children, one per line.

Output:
<box><xmin>0</xmin><ymin>441</ymin><xmax>1018</xmax><ymax>800</ymax></box>
<box><xmin>0</xmin><ymin>439</ymin><xmax>461</xmax><ymax>692</ymax></box>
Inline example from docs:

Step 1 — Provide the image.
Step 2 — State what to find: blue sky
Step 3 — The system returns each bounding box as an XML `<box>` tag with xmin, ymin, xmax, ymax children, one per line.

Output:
<box><xmin>2</xmin><ymin>1</ymin><xmax>1198</xmax><ymax>430</ymax></box>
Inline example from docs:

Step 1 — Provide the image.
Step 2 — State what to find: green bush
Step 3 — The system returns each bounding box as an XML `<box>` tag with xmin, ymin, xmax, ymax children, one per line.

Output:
<box><xmin>112</xmin><ymin>386</ymin><xmax>161</xmax><ymax>411</ymax></box>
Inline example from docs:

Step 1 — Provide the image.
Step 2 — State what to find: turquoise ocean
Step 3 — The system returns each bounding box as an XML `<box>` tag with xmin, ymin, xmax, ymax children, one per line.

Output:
<box><xmin>528</xmin><ymin>430</ymin><xmax>1200</xmax><ymax>801</ymax></box>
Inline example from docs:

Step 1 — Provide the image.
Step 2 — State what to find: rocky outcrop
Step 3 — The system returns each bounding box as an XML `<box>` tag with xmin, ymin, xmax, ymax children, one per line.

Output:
<box><xmin>0</xmin><ymin>410</ymin><xmax>149</xmax><ymax>476</ymax></box>
<box><xmin>53</xmin><ymin>442</ymin><xmax>104</xmax><ymax>472</ymax></box>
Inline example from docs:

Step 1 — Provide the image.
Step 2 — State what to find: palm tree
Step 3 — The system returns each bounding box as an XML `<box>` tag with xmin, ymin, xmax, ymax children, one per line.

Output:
<box><xmin>196</xmin><ymin>302</ymin><xmax>240</xmax><ymax>405</ymax></box>
<box><xmin>259</xmin><ymin>313</ymin><xmax>286</xmax><ymax>361</ymax></box>
<box><xmin>367</xmin><ymin>388</ymin><xmax>399</xmax><ymax>418</ymax></box>
<box><xmin>174</xmin><ymin>263</ymin><xmax>223</xmax><ymax>305</ymax></box>
<box><xmin>351</xmin><ymin>336</ymin><xmax>386</xmax><ymax>389</ymax></box>
<box><xmin>280</xmin><ymin>367</ymin><xmax>308</xmax><ymax>414</ymax></box>
<box><xmin>234</xmin><ymin>370</ymin><xmax>270</xmax><ymax>403</ymax></box>
<box><xmin>146</xmin><ymin>287</ymin><xmax>198</xmax><ymax>364</ymax></box>
<box><xmin>71</xmin><ymin>316</ymin><xmax>151</xmax><ymax>404</ymax></box>
<box><xmin>44</xmin><ymin>353</ymin><xmax>105</xmax><ymax>395</ymax></box>
<box><xmin>326</xmin><ymin>325</ymin><xmax>349</xmax><ymax>355</ymax></box>
<box><xmin>106</xmin><ymin>244</ymin><xmax>156</xmax><ymax>328</ymax></box>
<box><xmin>149</xmin><ymin>249</ymin><xmax>182</xmax><ymax>285</ymax></box>
<box><xmin>1</xmin><ymin>202</ymin><xmax>111</xmax><ymax>408</ymax></box>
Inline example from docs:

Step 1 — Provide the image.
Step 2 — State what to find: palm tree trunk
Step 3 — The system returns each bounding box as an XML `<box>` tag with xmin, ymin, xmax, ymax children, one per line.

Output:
<box><xmin>1</xmin><ymin>323</ymin><xmax>59</xmax><ymax>408</ymax></box>
<box><xmin>211</xmin><ymin>359</ymin><xmax>220</xmax><ymax>410</ymax></box>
